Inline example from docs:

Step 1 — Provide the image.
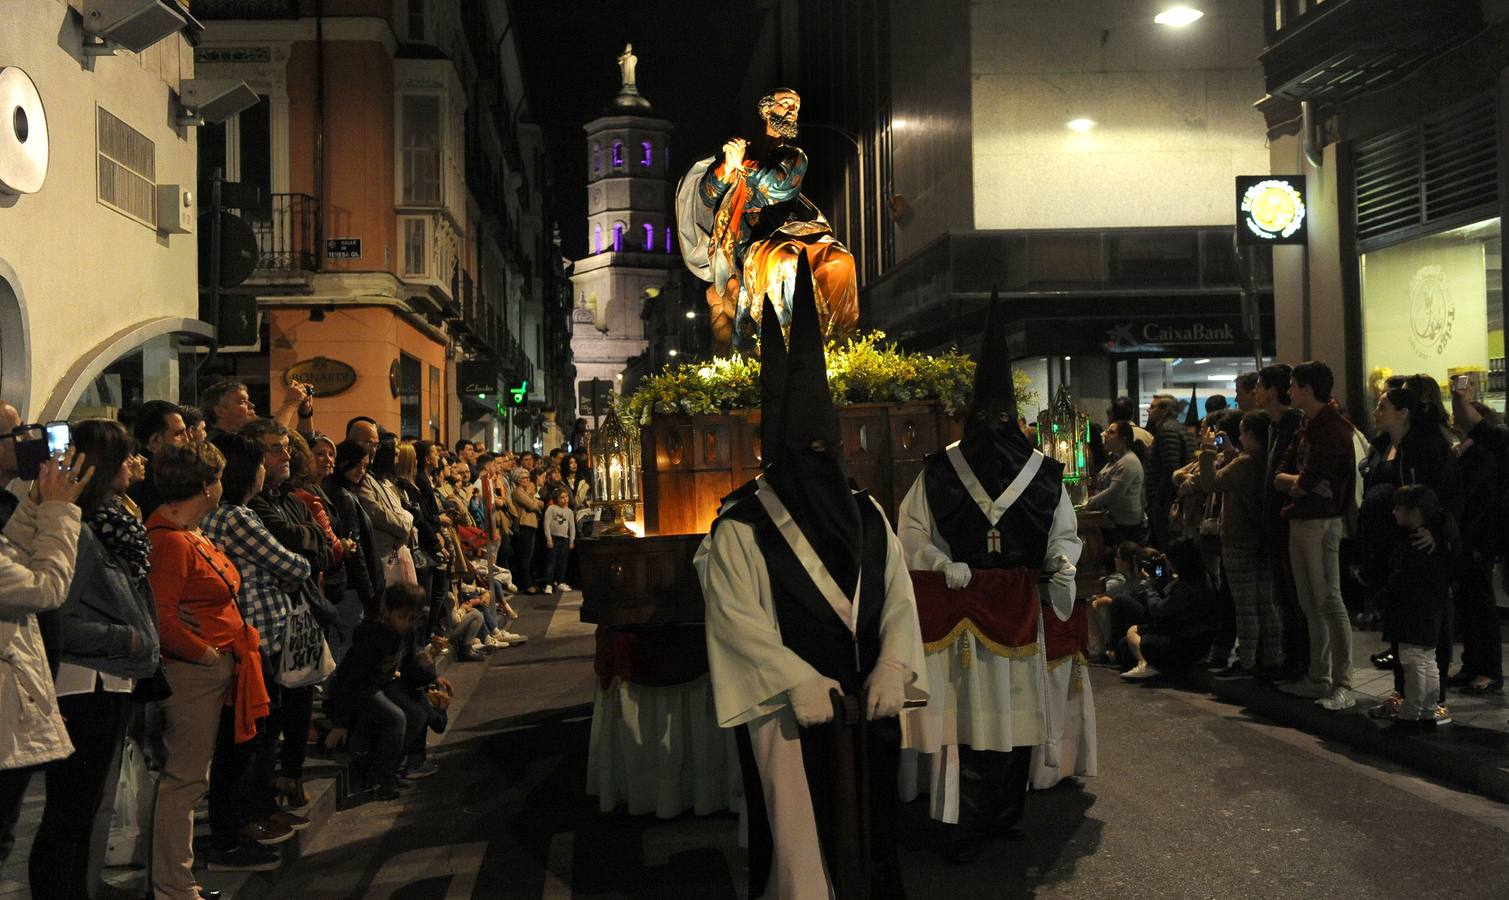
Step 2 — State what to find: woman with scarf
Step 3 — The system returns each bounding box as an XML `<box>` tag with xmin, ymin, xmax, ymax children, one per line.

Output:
<box><xmin>29</xmin><ymin>420</ymin><xmax>159</xmax><ymax>900</ymax></box>
<box><xmin>146</xmin><ymin>440</ymin><xmax>272</xmax><ymax>894</ymax></box>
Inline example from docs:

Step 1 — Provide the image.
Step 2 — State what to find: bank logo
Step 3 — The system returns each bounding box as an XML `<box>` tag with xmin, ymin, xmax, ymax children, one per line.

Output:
<box><xmin>1407</xmin><ymin>264</ymin><xmax>1455</xmax><ymax>359</ymax></box>
<box><xmin>1104</xmin><ymin>321</ymin><xmax>1236</xmax><ymax>351</ymax></box>
<box><xmin>1240</xmin><ymin>179</ymin><xmax>1307</xmax><ymax>241</ymax></box>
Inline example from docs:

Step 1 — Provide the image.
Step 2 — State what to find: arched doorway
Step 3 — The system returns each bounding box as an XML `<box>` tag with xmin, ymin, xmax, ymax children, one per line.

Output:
<box><xmin>0</xmin><ymin>258</ymin><xmax>31</xmax><ymax>419</ymax></box>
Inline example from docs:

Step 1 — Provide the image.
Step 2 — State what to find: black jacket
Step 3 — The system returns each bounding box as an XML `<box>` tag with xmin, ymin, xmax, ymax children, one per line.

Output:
<box><xmin>325</xmin><ymin>620</ymin><xmax>437</xmax><ymax>728</ymax></box>
<box><xmin>326</xmin><ymin>477</ymin><xmax>384</xmax><ymax>612</ymax></box>
<box><xmin>1377</xmin><ymin>520</ymin><xmax>1455</xmax><ymax>646</ymax></box>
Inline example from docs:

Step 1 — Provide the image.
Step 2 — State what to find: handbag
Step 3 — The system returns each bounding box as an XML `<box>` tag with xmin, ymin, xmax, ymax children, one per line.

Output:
<box><xmin>383</xmin><ymin>543</ymin><xmax>418</xmax><ymax>586</ymax></box>
<box><xmin>130</xmin><ymin>664</ymin><xmax>173</xmax><ymax>703</ymax></box>
<box><xmin>276</xmin><ymin>595</ymin><xmax>336</xmax><ymax>688</ymax></box>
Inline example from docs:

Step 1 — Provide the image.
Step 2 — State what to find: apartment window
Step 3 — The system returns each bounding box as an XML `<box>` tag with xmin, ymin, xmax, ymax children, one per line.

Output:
<box><xmin>96</xmin><ymin>107</ymin><xmax>156</xmax><ymax>227</ymax></box>
<box><xmin>401</xmin><ymin>216</ymin><xmax>429</xmax><ymax>277</ymax></box>
<box><xmin>400</xmin><ymin>95</ymin><xmax>443</xmax><ymax>205</ymax></box>
<box><xmin>405</xmin><ymin>0</ymin><xmax>427</xmax><ymax>41</ymax></box>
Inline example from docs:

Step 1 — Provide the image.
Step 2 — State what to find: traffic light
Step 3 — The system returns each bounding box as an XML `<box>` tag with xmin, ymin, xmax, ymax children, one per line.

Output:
<box><xmin>505</xmin><ymin>379</ymin><xmax>530</xmax><ymax>407</ymax></box>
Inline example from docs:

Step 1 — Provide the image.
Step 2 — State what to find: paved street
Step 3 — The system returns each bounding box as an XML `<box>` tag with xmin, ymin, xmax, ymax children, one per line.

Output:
<box><xmin>236</xmin><ymin>593</ymin><xmax>1509</xmax><ymax>900</ymax></box>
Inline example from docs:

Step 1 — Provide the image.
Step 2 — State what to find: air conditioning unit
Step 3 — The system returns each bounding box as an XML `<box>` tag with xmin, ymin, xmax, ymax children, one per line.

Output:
<box><xmin>156</xmin><ymin>183</ymin><xmax>192</xmax><ymax>234</ymax></box>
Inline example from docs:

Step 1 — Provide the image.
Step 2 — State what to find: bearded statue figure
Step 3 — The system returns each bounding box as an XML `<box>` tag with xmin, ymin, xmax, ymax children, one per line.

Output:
<box><xmin>676</xmin><ymin>88</ymin><xmax>860</xmax><ymax>355</ymax></box>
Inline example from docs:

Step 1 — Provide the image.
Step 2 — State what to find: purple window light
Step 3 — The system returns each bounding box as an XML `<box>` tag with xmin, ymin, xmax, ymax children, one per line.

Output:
<box><xmin>611</xmin><ymin>141</ymin><xmax>623</xmax><ymax>167</ymax></box>
<box><xmin>641</xmin><ymin>140</ymin><xmax>653</xmax><ymax>167</ymax></box>
<box><xmin>594</xmin><ymin>225</ymin><xmax>602</xmax><ymax>254</ymax></box>
<box><xmin>613</xmin><ymin>224</ymin><xmax>624</xmax><ymax>253</ymax></box>
<box><xmin>665</xmin><ymin>227</ymin><xmax>672</xmax><ymax>254</ymax></box>
<box><xmin>643</xmin><ymin>223</ymin><xmax>654</xmax><ymax>250</ymax></box>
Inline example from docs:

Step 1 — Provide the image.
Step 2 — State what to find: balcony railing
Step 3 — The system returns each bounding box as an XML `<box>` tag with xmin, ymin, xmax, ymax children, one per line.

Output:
<box><xmin>232</xmin><ymin>193</ymin><xmax>320</xmax><ymax>274</ymax></box>
<box><xmin>189</xmin><ymin>0</ymin><xmax>300</xmax><ymax>19</ymax></box>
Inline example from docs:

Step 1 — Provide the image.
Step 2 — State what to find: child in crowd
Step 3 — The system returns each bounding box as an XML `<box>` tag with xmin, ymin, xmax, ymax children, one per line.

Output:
<box><xmin>543</xmin><ymin>486</ymin><xmax>575</xmax><ymax>595</ymax></box>
<box><xmin>323</xmin><ymin>583</ymin><xmax>450</xmax><ymax>798</ymax></box>
<box><xmin>1378</xmin><ymin>485</ymin><xmax>1456</xmax><ymax>732</ymax></box>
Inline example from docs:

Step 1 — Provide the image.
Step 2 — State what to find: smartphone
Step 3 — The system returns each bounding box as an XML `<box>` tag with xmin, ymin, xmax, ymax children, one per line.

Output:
<box><xmin>45</xmin><ymin>420</ymin><xmax>70</xmax><ymax>457</ymax></box>
<box><xmin>1214</xmin><ymin>433</ymin><xmax>1226</xmax><ymax>449</ymax></box>
<box><xmin>12</xmin><ymin>426</ymin><xmax>48</xmax><ymax>481</ymax></box>
<box><xmin>1453</xmin><ymin>374</ymin><xmax>1471</xmax><ymax>391</ymax></box>
<box><xmin>1153</xmin><ymin>561</ymin><xmax>1166</xmax><ymax>579</ymax></box>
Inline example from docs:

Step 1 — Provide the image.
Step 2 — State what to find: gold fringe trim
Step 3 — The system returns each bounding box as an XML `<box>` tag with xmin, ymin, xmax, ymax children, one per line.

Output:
<box><xmin>923</xmin><ymin>618</ymin><xmax>1040</xmax><ymax>668</ymax></box>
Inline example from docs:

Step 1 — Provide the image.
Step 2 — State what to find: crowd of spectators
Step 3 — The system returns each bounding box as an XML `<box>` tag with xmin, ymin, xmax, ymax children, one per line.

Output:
<box><xmin>1083</xmin><ymin>360</ymin><xmax>1507</xmax><ymax>735</ymax></box>
<box><xmin>0</xmin><ymin>380</ymin><xmax>596</xmax><ymax>897</ymax></box>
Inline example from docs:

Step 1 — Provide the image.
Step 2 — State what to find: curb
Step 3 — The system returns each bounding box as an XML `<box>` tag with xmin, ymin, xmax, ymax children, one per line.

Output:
<box><xmin>1175</xmin><ymin>667</ymin><xmax>1509</xmax><ymax>803</ymax></box>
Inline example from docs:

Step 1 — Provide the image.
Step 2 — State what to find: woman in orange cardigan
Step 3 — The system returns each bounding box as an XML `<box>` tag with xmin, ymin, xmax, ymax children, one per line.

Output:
<box><xmin>145</xmin><ymin>442</ymin><xmax>271</xmax><ymax>897</ymax></box>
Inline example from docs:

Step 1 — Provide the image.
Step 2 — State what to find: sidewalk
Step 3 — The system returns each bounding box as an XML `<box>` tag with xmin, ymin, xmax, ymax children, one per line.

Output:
<box><xmin>1163</xmin><ymin>624</ymin><xmax>1509</xmax><ymax>802</ymax></box>
<box><xmin>0</xmin><ymin>591</ymin><xmax>559</xmax><ymax>900</ymax></box>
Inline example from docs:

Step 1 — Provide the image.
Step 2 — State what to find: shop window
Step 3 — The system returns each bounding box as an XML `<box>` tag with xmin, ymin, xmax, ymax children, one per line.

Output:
<box><xmin>1361</xmin><ymin>218</ymin><xmax>1504</xmax><ymax>411</ymax></box>
<box><xmin>428</xmin><ymin>364</ymin><xmax>441</xmax><ymax>441</ymax></box>
<box><xmin>399</xmin><ymin>352</ymin><xmax>422</xmax><ymax>439</ymax></box>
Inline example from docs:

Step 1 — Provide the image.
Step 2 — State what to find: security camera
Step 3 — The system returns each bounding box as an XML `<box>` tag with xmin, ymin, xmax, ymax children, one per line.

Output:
<box><xmin>177</xmin><ymin>79</ymin><xmax>259</xmax><ymax>127</ymax></box>
<box><xmin>82</xmin><ymin>0</ymin><xmax>187</xmax><ymax>55</ymax></box>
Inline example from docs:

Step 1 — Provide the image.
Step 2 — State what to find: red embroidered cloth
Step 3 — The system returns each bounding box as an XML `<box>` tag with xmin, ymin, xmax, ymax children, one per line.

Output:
<box><xmin>594</xmin><ymin>625</ymin><xmax>710</xmax><ymax>689</ymax></box>
<box><xmin>911</xmin><ymin>569</ymin><xmax>1088</xmax><ymax>660</ymax></box>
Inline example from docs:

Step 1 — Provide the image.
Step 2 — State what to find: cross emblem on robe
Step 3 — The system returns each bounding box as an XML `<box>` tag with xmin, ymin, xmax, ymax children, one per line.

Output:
<box><xmin>986</xmin><ymin>527</ymin><xmax>1002</xmax><ymax>554</ymax></box>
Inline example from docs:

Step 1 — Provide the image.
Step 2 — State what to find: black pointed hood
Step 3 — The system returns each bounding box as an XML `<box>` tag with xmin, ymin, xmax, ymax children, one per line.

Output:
<box><xmin>1185</xmin><ymin>385</ymin><xmax>1201</xmax><ymax>428</ymax></box>
<box><xmin>960</xmin><ymin>289</ymin><xmax>1036</xmax><ymax>497</ymax></box>
<box><xmin>760</xmin><ymin>254</ymin><xmax>861</xmax><ymax>592</ymax></box>
<box><xmin>758</xmin><ymin>294</ymin><xmax>788</xmax><ymax>459</ymax></box>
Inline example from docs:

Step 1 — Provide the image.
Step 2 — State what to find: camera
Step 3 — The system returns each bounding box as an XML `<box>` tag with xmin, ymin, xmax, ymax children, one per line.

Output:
<box><xmin>45</xmin><ymin>421</ymin><xmax>70</xmax><ymax>457</ymax></box>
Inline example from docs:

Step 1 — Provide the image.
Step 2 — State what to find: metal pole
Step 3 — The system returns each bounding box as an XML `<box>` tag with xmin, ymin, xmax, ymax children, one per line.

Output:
<box><xmin>204</xmin><ymin>168</ymin><xmax>224</xmax><ymax>372</ymax></box>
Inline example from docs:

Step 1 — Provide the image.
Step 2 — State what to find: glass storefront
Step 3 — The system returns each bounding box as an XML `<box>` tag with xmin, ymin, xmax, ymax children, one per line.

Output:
<box><xmin>1137</xmin><ymin>356</ymin><xmax>1267</xmax><ymax>418</ymax></box>
<box><xmin>1360</xmin><ymin>218</ymin><xmax>1504</xmax><ymax>412</ymax></box>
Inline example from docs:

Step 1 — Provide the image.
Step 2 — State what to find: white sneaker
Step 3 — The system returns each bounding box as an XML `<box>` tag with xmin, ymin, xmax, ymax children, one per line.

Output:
<box><xmin>556</xmin><ymin>583</ymin><xmax>571</xmax><ymax>592</ymax></box>
<box><xmin>487</xmin><ymin>634</ymin><xmax>511</xmax><ymax>648</ymax></box>
<box><xmin>543</xmin><ymin>584</ymin><xmax>554</xmax><ymax>594</ymax></box>
<box><xmin>498</xmin><ymin>630</ymin><xmax>528</xmax><ymax>643</ymax></box>
<box><xmin>468</xmin><ymin>639</ymin><xmax>488</xmax><ymax>655</ymax></box>
<box><xmin>504</xmin><ymin>582</ymin><xmax>519</xmax><ymax>595</ymax></box>
<box><xmin>1317</xmin><ymin>687</ymin><xmax>1355</xmax><ymax>710</ymax></box>
<box><xmin>1119</xmin><ymin>661</ymin><xmax>1159</xmax><ymax>680</ymax></box>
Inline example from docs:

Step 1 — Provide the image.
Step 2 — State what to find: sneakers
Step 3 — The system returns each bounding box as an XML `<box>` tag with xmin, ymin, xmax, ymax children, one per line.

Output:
<box><xmin>497</xmin><ymin>630</ymin><xmax>527</xmax><ymax>643</ymax></box>
<box><xmin>1316</xmin><ymin>687</ymin><xmax>1355</xmax><ymax>711</ymax></box>
<box><xmin>240</xmin><ymin>819</ymin><xmax>294</xmax><ymax>845</ymax></box>
<box><xmin>1119</xmin><ymin>661</ymin><xmax>1159</xmax><ymax>680</ymax></box>
<box><xmin>1434</xmin><ymin>704</ymin><xmax>1452</xmax><ymax>726</ymax></box>
<box><xmin>403</xmin><ymin>760</ymin><xmax>440</xmax><ymax>779</ymax></box>
<box><xmin>543</xmin><ymin>584</ymin><xmax>554</xmax><ymax>594</ymax></box>
<box><xmin>207</xmin><ymin>841</ymin><xmax>280</xmax><ymax>872</ymax></box>
<box><xmin>1368</xmin><ymin>692</ymin><xmax>1403</xmax><ymax>719</ymax></box>
<box><xmin>1286</xmin><ymin>678</ymin><xmax>1331</xmax><ymax>699</ymax></box>
<box><xmin>556</xmin><ymin>582</ymin><xmax>572</xmax><ymax>592</ymax></box>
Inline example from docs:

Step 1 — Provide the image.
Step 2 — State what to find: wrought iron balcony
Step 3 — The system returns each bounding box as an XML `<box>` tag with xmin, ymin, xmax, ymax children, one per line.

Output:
<box><xmin>1261</xmin><ymin>0</ymin><xmax>1483</xmax><ymax>103</ymax></box>
<box><xmin>232</xmin><ymin>193</ymin><xmax>320</xmax><ymax>274</ymax></box>
<box><xmin>190</xmin><ymin>0</ymin><xmax>300</xmax><ymax>19</ymax></box>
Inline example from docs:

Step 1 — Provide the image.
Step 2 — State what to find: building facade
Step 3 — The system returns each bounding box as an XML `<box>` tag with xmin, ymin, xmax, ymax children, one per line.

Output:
<box><xmin>739</xmin><ymin>0</ymin><xmax>1277</xmax><ymax>418</ymax></box>
<box><xmin>192</xmin><ymin>0</ymin><xmax>569</xmax><ymax>451</ymax></box>
<box><xmin>1</xmin><ymin>0</ymin><xmax>206</xmax><ymax>424</ymax></box>
<box><xmin>1258</xmin><ymin>0</ymin><xmax>1509</xmax><ymax>425</ymax></box>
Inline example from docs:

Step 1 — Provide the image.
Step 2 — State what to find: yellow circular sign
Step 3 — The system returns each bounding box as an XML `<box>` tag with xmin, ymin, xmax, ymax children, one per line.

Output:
<box><xmin>1240</xmin><ymin>179</ymin><xmax>1306</xmax><ymax>240</ymax></box>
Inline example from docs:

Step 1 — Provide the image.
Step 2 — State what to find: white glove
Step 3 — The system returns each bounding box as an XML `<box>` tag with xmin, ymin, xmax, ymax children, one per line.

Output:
<box><xmin>864</xmin><ymin>660</ymin><xmax>908</xmax><ymax>721</ymax></box>
<box><xmin>788</xmin><ymin>675</ymin><xmax>843</xmax><ymax>727</ymax></box>
<box><xmin>944</xmin><ymin>561</ymin><xmax>973</xmax><ymax>590</ymax></box>
<box><xmin>1049</xmin><ymin>554</ymin><xmax>1076</xmax><ymax>588</ymax></box>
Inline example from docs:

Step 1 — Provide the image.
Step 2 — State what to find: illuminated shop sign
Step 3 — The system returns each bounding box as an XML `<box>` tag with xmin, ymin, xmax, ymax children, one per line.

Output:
<box><xmin>1236</xmin><ymin>175</ymin><xmax>1308</xmax><ymax>245</ymax></box>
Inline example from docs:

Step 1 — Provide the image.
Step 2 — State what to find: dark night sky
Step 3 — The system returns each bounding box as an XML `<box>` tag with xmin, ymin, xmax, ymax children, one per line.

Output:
<box><xmin>514</xmin><ymin>1</ymin><xmax>765</xmax><ymax>259</ymax></box>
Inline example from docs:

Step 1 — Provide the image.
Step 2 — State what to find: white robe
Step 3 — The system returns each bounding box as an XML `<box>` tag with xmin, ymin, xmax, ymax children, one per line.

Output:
<box><xmin>895</xmin><ymin>445</ymin><xmax>1097</xmax><ymax>818</ymax></box>
<box><xmin>694</xmin><ymin>485</ymin><xmax>929</xmax><ymax>899</ymax></box>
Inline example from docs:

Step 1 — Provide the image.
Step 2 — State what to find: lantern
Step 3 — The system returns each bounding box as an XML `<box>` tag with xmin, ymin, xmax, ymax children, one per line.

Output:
<box><xmin>587</xmin><ymin>397</ymin><xmax>642</xmax><ymax>537</ymax></box>
<box><xmin>1037</xmin><ymin>383</ymin><xmax>1090</xmax><ymax>504</ymax></box>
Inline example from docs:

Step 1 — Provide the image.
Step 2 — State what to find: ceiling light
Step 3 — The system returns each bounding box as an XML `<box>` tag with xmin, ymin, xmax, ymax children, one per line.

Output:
<box><xmin>1194</xmin><ymin>358</ymin><xmax>1211</xmax><ymax>364</ymax></box>
<box><xmin>1154</xmin><ymin>6</ymin><xmax>1204</xmax><ymax>26</ymax></box>
<box><xmin>1066</xmin><ymin>118</ymin><xmax>1096</xmax><ymax>133</ymax></box>
<box><xmin>685</xmin><ymin>310</ymin><xmax>697</xmax><ymax>319</ymax></box>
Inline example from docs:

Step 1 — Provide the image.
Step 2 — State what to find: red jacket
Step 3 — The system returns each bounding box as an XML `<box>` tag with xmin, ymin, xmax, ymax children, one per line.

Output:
<box><xmin>1279</xmin><ymin>401</ymin><xmax>1356</xmax><ymax>520</ymax></box>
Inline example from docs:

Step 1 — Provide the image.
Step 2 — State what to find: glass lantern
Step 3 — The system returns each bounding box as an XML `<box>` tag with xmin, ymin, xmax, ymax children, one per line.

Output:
<box><xmin>1037</xmin><ymin>383</ymin><xmax>1090</xmax><ymax>504</ymax></box>
<box><xmin>587</xmin><ymin>398</ymin><xmax>642</xmax><ymax>538</ymax></box>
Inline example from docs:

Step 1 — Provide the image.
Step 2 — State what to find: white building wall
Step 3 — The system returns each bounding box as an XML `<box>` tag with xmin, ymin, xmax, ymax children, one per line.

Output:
<box><xmin>0</xmin><ymin>0</ymin><xmax>199</xmax><ymax>419</ymax></box>
<box><xmin>969</xmin><ymin>0</ymin><xmax>1270</xmax><ymax>230</ymax></box>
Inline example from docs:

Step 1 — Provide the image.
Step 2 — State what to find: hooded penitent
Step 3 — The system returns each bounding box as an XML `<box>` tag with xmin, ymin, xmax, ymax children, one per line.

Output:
<box><xmin>759</xmin><ymin>254</ymin><xmax>861</xmax><ymax>590</ymax></box>
<box><xmin>1184</xmin><ymin>385</ymin><xmax>1201</xmax><ymax>429</ymax></box>
<box><xmin>958</xmin><ymin>289</ymin><xmax>1036</xmax><ymax>498</ymax></box>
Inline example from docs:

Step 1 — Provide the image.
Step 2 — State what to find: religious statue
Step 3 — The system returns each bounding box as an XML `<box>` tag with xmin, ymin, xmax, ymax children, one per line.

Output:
<box><xmin>616</xmin><ymin>43</ymin><xmax>637</xmax><ymax>91</ymax></box>
<box><xmin>676</xmin><ymin>88</ymin><xmax>859</xmax><ymax>355</ymax></box>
